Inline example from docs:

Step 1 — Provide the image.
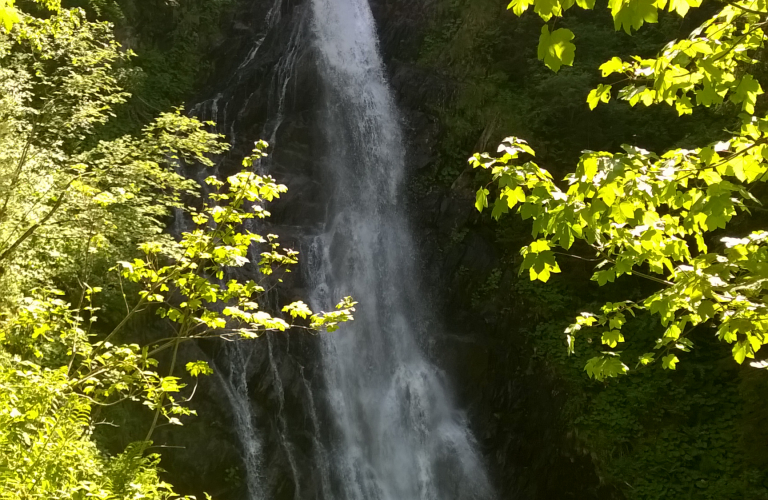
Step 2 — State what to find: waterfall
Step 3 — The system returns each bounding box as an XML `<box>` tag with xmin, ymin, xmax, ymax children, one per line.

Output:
<box><xmin>265</xmin><ymin>334</ymin><xmax>302</xmax><ymax>499</ymax></box>
<box><xmin>305</xmin><ymin>0</ymin><xmax>494</xmax><ymax>498</ymax></box>
<box><xmin>190</xmin><ymin>0</ymin><xmax>496</xmax><ymax>497</ymax></box>
<box><xmin>215</xmin><ymin>342</ymin><xmax>265</xmax><ymax>499</ymax></box>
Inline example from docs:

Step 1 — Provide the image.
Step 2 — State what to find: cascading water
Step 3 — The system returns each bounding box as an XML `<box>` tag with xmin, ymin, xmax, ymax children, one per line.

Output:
<box><xmin>215</xmin><ymin>342</ymin><xmax>265</xmax><ymax>499</ymax></box>
<box><xmin>303</xmin><ymin>0</ymin><xmax>494</xmax><ymax>498</ymax></box>
<box><xmin>265</xmin><ymin>333</ymin><xmax>302</xmax><ymax>499</ymax></box>
<box><xmin>188</xmin><ymin>0</ymin><xmax>496</xmax><ymax>497</ymax></box>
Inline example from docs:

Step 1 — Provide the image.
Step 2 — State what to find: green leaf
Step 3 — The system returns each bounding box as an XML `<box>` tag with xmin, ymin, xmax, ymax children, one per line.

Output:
<box><xmin>533</xmin><ymin>0</ymin><xmax>564</xmax><ymax>21</ymax></box>
<box><xmin>601</xmin><ymin>330</ymin><xmax>625</xmax><ymax>348</ymax></box>
<box><xmin>587</xmin><ymin>84</ymin><xmax>612</xmax><ymax>110</ymax></box>
<box><xmin>566</xmin><ymin>333</ymin><xmax>576</xmax><ymax>354</ymax></box>
<box><xmin>661</xmin><ymin>354</ymin><xmax>679</xmax><ymax>370</ymax></box>
<box><xmin>1</xmin><ymin>4</ymin><xmax>20</xmax><ymax>31</ymax></box>
<box><xmin>608</xmin><ymin>0</ymin><xmax>658</xmax><ymax>34</ymax></box>
<box><xmin>594</xmin><ymin>269</ymin><xmax>616</xmax><ymax>286</ymax></box>
<box><xmin>557</xmin><ymin>224</ymin><xmax>575</xmax><ymax>249</ymax></box>
<box><xmin>574</xmin><ymin>0</ymin><xmax>596</xmax><ymax>8</ymax></box>
<box><xmin>730</xmin><ymin>74</ymin><xmax>763</xmax><ymax>114</ymax></box>
<box><xmin>619</xmin><ymin>202</ymin><xmax>635</xmax><ymax>219</ymax></box>
<box><xmin>598</xmin><ymin>185</ymin><xmax>617</xmax><ymax>206</ymax></box>
<box><xmin>282</xmin><ymin>301</ymin><xmax>313</xmax><ymax>319</ymax></box>
<box><xmin>508</xmin><ymin>186</ymin><xmax>527</xmax><ymax>206</ymax></box>
<box><xmin>186</xmin><ymin>361</ymin><xmax>214</xmax><ymax>377</ymax></box>
<box><xmin>667</xmin><ymin>0</ymin><xmax>700</xmax><ymax>16</ymax></box>
<box><xmin>475</xmin><ymin>188</ymin><xmax>489</xmax><ymax>212</ymax></box>
<box><xmin>538</xmin><ymin>26</ymin><xmax>576</xmax><ymax>72</ymax></box>
<box><xmin>696</xmin><ymin>77</ymin><xmax>723</xmax><ymax>107</ymax></box>
<box><xmin>536</xmin><ymin>266</ymin><xmax>552</xmax><ymax>282</ymax></box>
<box><xmin>585</xmin><ymin>354</ymin><xmax>629</xmax><ymax>380</ymax></box>
<box><xmin>492</xmin><ymin>200</ymin><xmax>509</xmax><ymax>219</ymax></box>
<box><xmin>599</xmin><ymin>57</ymin><xmax>626</xmax><ymax>77</ymax></box>
<box><xmin>530</xmin><ymin>239</ymin><xmax>551</xmax><ymax>253</ymax></box>
<box><xmin>508</xmin><ymin>0</ymin><xmax>536</xmax><ymax>15</ymax></box>
<box><xmin>697</xmin><ymin>300</ymin><xmax>715</xmax><ymax>320</ymax></box>
<box><xmin>581</xmin><ymin>157</ymin><xmax>598</xmax><ymax>180</ymax></box>
<box><xmin>733</xmin><ymin>342</ymin><xmax>748</xmax><ymax>364</ymax></box>
<box><xmin>638</xmin><ymin>352</ymin><xmax>655</xmax><ymax>365</ymax></box>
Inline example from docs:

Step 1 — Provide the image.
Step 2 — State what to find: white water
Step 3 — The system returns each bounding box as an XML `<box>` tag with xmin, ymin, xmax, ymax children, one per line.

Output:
<box><xmin>216</xmin><ymin>342</ymin><xmax>265</xmax><ymax>499</ymax></box>
<box><xmin>304</xmin><ymin>0</ymin><xmax>494</xmax><ymax>498</ymax></box>
<box><xmin>198</xmin><ymin>0</ymin><xmax>496</xmax><ymax>497</ymax></box>
<box><xmin>265</xmin><ymin>334</ymin><xmax>301</xmax><ymax>499</ymax></box>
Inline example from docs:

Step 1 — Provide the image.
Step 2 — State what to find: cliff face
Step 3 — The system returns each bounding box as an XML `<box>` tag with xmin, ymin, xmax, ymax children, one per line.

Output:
<box><xmin>373</xmin><ymin>4</ymin><xmax>622</xmax><ymax>499</ymax></box>
<box><xmin>154</xmin><ymin>1</ymin><xmax>618</xmax><ymax>498</ymax></box>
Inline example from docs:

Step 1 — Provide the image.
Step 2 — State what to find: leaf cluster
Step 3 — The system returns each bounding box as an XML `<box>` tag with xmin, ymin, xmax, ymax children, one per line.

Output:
<box><xmin>0</xmin><ymin>4</ymin><xmax>356</xmax><ymax>498</ymax></box>
<box><xmin>475</xmin><ymin>0</ymin><xmax>768</xmax><ymax>381</ymax></box>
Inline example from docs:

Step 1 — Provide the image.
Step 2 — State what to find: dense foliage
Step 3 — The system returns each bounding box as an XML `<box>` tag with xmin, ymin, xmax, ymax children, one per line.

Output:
<box><xmin>0</xmin><ymin>2</ymin><xmax>353</xmax><ymax>498</ymax></box>
<box><xmin>475</xmin><ymin>0</ymin><xmax>768</xmax><ymax>379</ymax></box>
<box><xmin>460</xmin><ymin>0</ymin><xmax>768</xmax><ymax>495</ymax></box>
<box><xmin>512</xmin><ymin>278</ymin><xmax>768</xmax><ymax>498</ymax></box>
<box><xmin>70</xmin><ymin>0</ymin><xmax>236</xmax><ymax>133</ymax></box>
<box><xmin>420</xmin><ymin>0</ymin><xmax>768</xmax><ymax>496</ymax></box>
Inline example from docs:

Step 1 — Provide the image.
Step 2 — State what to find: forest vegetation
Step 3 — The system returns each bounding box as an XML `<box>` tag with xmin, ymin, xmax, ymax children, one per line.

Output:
<box><xmin>464</xmin><ymin>0</ymin><xmax>768</xmax><ymax>495</ymax></box>
<box><xmin>0</xmin><ymin>1</ymin><xmax>352</xmax><ymax>498</ymax></box>
<box><xmin>0</xmin><ymin>0</ymin><xmax>767</xmax><ymax>497</ymax></box>
<box><xmin>475</xmin><ymin>0</ymin><xmax>768</xmax><ymax>378</ymax></box>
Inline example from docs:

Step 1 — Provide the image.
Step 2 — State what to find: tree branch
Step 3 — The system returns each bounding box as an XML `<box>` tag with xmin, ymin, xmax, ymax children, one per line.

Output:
<box><xmin>0</xmin><ymin>178</ymin><xmax>76</xmax><ymax>269</ymax></box>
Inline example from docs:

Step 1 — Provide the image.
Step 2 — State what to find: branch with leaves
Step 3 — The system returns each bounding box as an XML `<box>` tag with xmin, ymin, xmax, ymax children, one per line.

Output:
<box><xmin>473</xmin><ymin>132</ymin><xmax>768</xmax><ymax>380</ymax></box>
<box><xmin>472</xmin><ymin>0</ymin><xmax>768</xmax><ymax>381</ymax></box>
<box><xmin>0</xmin><ymin>142</ymin><xmax>356</xmax><ymax>498</ymax></box>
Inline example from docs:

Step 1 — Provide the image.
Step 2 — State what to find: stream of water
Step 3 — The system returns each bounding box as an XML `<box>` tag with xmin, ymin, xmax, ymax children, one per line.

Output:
<box><xmin>302</xmin><ymin>0</ymin><xmax>493</xmax><ymax>498</ymax></box>
<box><xmin>205</xmin><ymin>0</ymin><xmax>495</xmax><ymax>497</ymax></box>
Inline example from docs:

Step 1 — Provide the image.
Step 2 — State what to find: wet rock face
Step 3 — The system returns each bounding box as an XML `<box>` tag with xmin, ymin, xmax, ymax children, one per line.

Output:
<box><xmin>157</xmin><ymin>0</ymin><xmax>620</xmax><ymax>499</ymax></box>
<box><xmin>159</xmin><ymin>1</ymin><xmax>329</xmax><ymax>498</ymax></box>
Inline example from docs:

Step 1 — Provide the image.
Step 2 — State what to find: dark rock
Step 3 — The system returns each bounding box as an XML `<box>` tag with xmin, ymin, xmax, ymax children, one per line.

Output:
<box><xmin>152</xmin><ymin>0</ymin><xmax>623</xmax><ymax>498</ymax></box>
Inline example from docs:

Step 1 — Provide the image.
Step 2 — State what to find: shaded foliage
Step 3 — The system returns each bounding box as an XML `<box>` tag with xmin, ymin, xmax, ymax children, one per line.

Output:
<box><xmin>422</xmin><ymin>0</ymin><xmax>768</xmax><ymax>497</ymax></box>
